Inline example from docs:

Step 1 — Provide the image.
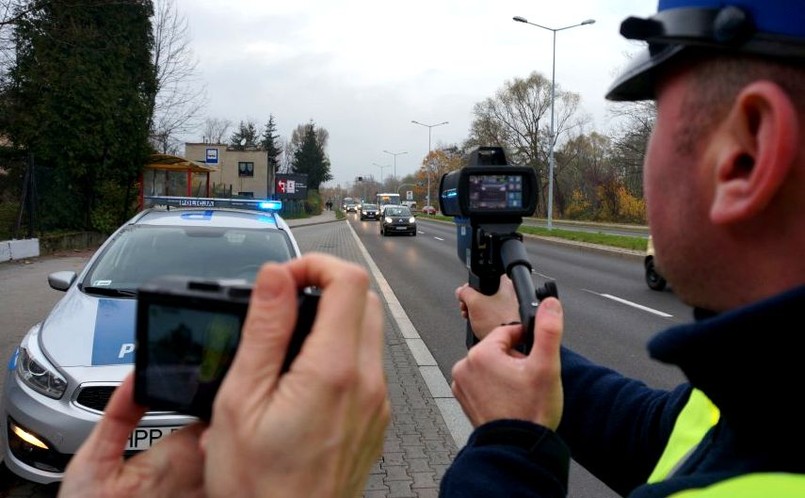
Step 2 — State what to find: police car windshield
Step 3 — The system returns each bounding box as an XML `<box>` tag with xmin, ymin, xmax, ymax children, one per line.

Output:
<box><xmin>83</xmin><ymin>225</ymin><xmax>294</xmax><ymax>290</ymax></box>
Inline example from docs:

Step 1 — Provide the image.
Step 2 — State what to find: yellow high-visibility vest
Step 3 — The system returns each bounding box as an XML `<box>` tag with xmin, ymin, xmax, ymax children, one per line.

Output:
<box><xmin>648</xmin><ymin>388</ymin><xmax>805</xmax><ymax>496</ymax></box>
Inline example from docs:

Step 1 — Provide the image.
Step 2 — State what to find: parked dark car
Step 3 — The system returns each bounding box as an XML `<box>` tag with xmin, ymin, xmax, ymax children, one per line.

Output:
<box><xmin>360</xmin><ymin>203</ymin><xmax>380</xmax><ymax>220</ymax></box>
<box><xmin>380</xmin><ymin>206</ymin><xmax>417</xmax><ymax>236</ymax></box>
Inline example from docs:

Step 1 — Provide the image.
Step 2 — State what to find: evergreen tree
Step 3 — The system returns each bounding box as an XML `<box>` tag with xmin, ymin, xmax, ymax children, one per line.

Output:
<box><xmin>291</xmin><ymin>122</ymin><xmax>332</xmax><ymax>190</ymax></box>
<box><xmin>2</xmin><ymin>0</ymin><xmax>156</xmax><ymax>231</ymax></box>
<box><xmin>229</xmin><ymin>120</ymin><xmax>258</xmax><ymax>150</ymax></box>
<box><xmin>261</xmin><ymin>114</ymin><xmax>282</xmax><ymax>171</ymax></box>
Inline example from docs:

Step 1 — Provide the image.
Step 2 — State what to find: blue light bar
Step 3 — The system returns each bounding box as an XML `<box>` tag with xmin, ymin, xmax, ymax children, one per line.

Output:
<box><xmin>143</xmin><ymin>196</ymin><xmax>283</xmax><ymax>212</ymax></box>
<box><xmin>258</xmin><ymin>200</ymin><xmax>282</xmax><ymax>211</ymax></box>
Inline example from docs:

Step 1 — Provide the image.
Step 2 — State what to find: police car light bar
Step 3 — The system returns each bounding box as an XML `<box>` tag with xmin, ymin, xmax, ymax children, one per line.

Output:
<box><xmin>144</xmin><ymin>196</ymin><xmax>283</xmax><ymax>212</ymax></box>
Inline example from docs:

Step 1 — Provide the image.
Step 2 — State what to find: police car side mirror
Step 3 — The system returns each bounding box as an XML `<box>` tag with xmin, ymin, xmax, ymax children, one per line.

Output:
<box><xmin>48</xmin><ymin>271</ymin><xmax>77</xmax><ymax>292</ymax></box>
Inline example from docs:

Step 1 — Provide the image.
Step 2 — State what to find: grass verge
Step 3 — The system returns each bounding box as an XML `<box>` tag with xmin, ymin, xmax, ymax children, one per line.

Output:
<box><xmin>422</xmin><ymin>214</ymin><xmax>648</xmax><ymax>252</ymax></box>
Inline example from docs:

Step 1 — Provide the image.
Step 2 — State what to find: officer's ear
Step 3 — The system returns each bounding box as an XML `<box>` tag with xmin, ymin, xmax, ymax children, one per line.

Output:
<box><xmin>709</xmin><ymin>81</ymin><xmax>798</xmax><ymax>225</ymax></box>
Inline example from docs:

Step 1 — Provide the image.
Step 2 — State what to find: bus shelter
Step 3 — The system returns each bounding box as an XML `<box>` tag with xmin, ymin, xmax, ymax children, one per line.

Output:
<box><xmin>139</xmin><ymin>153</ymin><xmax>218</xmax><ymax>210</ymax></box>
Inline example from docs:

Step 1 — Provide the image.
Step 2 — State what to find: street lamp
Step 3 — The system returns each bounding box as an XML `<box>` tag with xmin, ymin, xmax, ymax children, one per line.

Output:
<box><xmin>373</xmin><ymin>162</ymin><xmax>390</xmax><ymax>184</ymax></box>
<box><xmin>513</xmin><ymin>15</ymin><xmax>594</xmax><ymax>229</ymax></box>
<box><xmin>382</xmin><ymin>150</ymin><xmax>407</xmax><ymax>182</ymax></box>
<box><xmin>411</xmin><ymin>120</ymin><xmax>449</xmax><ymax>208</ymax></box>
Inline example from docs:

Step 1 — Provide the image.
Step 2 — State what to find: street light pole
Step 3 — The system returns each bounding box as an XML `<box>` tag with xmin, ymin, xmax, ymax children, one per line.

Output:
<box><xmin>513</xmin><ymin>16</ymin><xmax>594</xmax><ymax>229</ymax></box>
<box><xmin>411</xmin><ymin>120</ymin><xmax>448</xmax><ymax>208</ymax></box>
<box><xmin>382</xmin><ymin>150</ymin><xmax>407</xmax><ymax>183</ymax></box>
<box><xmin>372</xmin><ymin>162</ymin><xmax>390</xmax><ymax>184</ymax></box>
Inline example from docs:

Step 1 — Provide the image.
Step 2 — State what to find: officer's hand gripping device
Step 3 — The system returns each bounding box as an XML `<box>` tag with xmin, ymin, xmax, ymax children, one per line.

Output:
<box><xmin>438</xmin><ymin>147</ymin><xmax>558</xmax><ymax>352</ymax></box>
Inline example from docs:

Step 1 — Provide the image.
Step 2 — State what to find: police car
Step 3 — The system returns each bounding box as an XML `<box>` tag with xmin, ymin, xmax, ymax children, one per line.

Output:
<box><xmin>0</xmin><ymin>197</ymin><xmax>301</xmax><ymax>484</ymax></box>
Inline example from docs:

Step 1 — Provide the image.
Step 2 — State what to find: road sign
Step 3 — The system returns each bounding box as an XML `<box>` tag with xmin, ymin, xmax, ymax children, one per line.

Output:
<box><xmin>205</xmin><ymin>148</ymin><xmax>219</xmax><ymax>164</ymax></box>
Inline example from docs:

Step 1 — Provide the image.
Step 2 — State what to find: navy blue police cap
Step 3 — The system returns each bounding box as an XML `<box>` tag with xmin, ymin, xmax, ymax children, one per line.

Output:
<box><xmin>606</xmin><ymin>0</ymin><xmax>805</xmax><ymax>102</ymax></box>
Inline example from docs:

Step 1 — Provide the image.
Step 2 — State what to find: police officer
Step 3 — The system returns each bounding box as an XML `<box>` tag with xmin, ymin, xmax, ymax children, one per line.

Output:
<box><xmin>442</xmin><ymin>0</ymin><xmax>805</xmax><ymax>496</ymax></box>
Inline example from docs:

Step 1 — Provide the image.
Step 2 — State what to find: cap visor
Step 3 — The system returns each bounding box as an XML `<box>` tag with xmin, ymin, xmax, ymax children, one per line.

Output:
<box><xmin>606</xmin><ymin>44</ymin><xmax>685</xmax><ymax>101</ymax></box>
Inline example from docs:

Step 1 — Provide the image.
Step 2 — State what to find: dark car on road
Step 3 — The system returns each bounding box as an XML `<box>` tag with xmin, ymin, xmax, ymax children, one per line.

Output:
<box><xmin>380</xmin><ymin>205</ymin><xmax>417</xmax><ymax>236</ymax></box>
<box><xmin>360</xmin><ymin>203</ymin><xmax>380</xmax><ymax>220</ymax></box>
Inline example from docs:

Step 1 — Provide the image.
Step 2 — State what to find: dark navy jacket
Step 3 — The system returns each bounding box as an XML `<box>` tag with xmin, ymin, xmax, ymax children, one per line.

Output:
<box><xmin>440</xmin><ymin>285</ymin><xmax>805</xmax><ymax>497</ymax></box>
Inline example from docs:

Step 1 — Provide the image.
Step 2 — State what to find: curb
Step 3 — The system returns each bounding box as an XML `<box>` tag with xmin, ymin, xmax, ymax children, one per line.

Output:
<box><xmin>285</xmin><ymin>215</ymin><xmax>343</xmax><ymax>228</ymax></box>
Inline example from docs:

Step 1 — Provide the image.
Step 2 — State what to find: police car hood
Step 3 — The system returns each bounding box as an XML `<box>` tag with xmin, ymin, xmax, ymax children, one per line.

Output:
<box><xmin>40</xmin><ymin>289</ymin><xmax>137</xmax><ymax>367</ymax></box>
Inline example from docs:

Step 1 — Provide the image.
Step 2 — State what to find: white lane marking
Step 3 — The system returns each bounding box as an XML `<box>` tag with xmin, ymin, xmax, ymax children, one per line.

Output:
<box><xmin>586</xmin><ymin>290</ymin><xmax>674</xmax><ymax>318</ymax></box>
<box><xmin>534</xmin><ymin>270</ymin><xmax>556</xmax><ymax>281</ymax></box>
<box><xmin>434</xmin><ymin>237</ymin><xmax>445</xmax><ymax>241</ymax></box>
<box><xmin>346</xmin><ymin>221</ymin><xmax>472</xmax><ymax>448</ymax></box>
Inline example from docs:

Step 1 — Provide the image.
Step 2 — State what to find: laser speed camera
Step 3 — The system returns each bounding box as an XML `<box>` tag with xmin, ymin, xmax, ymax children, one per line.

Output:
<box><xmin>438</xmin><ymin>147</ymin><xmax>537</xmax><ymax>220</ymax></box>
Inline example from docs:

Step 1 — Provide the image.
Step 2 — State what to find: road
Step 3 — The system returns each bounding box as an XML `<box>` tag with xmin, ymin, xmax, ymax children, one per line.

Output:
<box><xmin>0</xmin><ymin>250</ymin><xmax>92</xmax><ymax>497</ymax></box>
<box><xmin>348</xmin><ymin>214</ymin><xmax>687</xmax><ymax>387</ymax></box>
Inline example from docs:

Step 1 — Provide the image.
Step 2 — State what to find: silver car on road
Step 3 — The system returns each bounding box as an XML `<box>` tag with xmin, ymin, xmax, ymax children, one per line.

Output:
<box><xmin>1</xmin><ymin>200</ymin><xmax>301</xmax><ymax>484</ymax></box>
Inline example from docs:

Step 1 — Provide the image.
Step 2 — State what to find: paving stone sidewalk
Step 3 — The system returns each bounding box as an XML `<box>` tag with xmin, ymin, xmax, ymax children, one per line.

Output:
<box><xmin>290</xmin><ymin>216</ymin><xmax>460</xmax><ymax>498</ymax></box>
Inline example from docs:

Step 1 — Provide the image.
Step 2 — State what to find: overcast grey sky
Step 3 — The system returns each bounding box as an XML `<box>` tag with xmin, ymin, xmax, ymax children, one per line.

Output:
<box><xmin>174</xmin><ymin>0</ymin><xmax>656</xmax><ymax>188</ymax></box>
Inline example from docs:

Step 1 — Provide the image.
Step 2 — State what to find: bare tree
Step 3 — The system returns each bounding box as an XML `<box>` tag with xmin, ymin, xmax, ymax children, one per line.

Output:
<box><xmin>201</xmin><ymin>117</ymin><xmax>231</xmax><ymax>144</ymax></box>
<box><xmin>290</xmin><ymin>121</ymin><xmax>329</xmax><ymax>150</ymax></box>
<box><xmin>466</xmin><ymin>71</ymin><xmax>589</xmax><ymax>216</ymax></box>
<box><xmin>414</xmin><ymin>146</ymin><xmax>463</xmax><ymax>207</ymax></box>
<box><xmin>280</xmin><ymin>139</ymin><xmax>293</xmax><ymax>173</ymax></box>
<box><xmin>150</xmin><ymin>0</ymin><xmax>207</xmax><ymax>154</ymax></box>
<box><xmin>0</xmin><ymin>1</ymin><xmax>41</xmax><ymax>80</ymax></box>
<box><xmin>607</xmin><ymin>99</ymin><xmax>656</xmax><ymax>197</ymax></box>
<box><xmin>558</xmin><ymin>131</ymin><xmax>615</xmax><ymax>219</ymax></box>
<box><xmin>0</xmin><ymin>1</ymin><xmax>17</xmax><ymax>75</ymax></box>
<box><xmin>282</xmin><ymin>121</ymin><xmax>328</xmax><ymax>174</ymax></box>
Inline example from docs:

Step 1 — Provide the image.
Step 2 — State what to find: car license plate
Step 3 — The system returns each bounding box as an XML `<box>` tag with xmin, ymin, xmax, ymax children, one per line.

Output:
<box><xmin>126</xmin><ymin>426</ymin><xmax>183</xmax><ymax>450</ymax></box>
<box><xmin>395</xmin><ymin>226</ymin><xmax>407</xmax><ymax>230</ymax></box>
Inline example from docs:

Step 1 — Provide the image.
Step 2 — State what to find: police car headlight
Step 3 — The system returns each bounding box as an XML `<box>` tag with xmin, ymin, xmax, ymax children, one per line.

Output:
<box><xmin>16</xmin><ymin>347</ymin><xmax>67</xmax><ymax>399</ymax></box>
<box><xmin>384</xmin><ymin>217</ymin><xmax>392</xmax><ymax>223</ymax></box>
<box><xmin>409</xmin><ymin>217</ymin><xmax>416</xmax><ymax>223</ymax></box>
